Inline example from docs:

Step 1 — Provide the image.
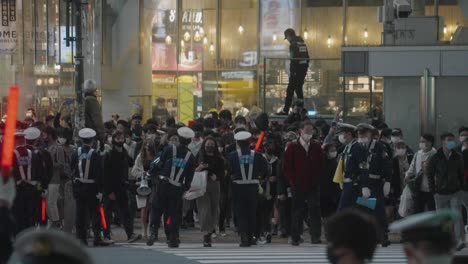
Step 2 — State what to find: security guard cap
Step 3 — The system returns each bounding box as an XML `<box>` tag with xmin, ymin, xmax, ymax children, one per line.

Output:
<box><xmin>234</xmin><ymin>131</ymin><xmax>252</xmax><ymax>141</ymax></box>
<box><xmin>284</xmin><ymin>28</ymin><xmax>296</xmax><ymax>39</ymax></box>
<box><xmin>24</xmin><ymin>127</ymin><xmax>41</xmax><ymax>140</ymax></box>
<box><xmin>356</xmin><ymin>123</ymin><xmax>375</xmax><ymax>133</ymax></box>
<box><xmin>177</xmin><ymin>127</ymin><xmax>195</xmax><ymax>139</ymax></box>
<box><xmin>9</xmin><ymin>228</ymin><xmax>94</xmax><ymax>264</ymax></box>
<box><xmin>336</xmin><ymin>123</ymin><xmax>357</xmax><ymax>134</ymax></box>
<box><xmin>78</xmin><ymin>128</ymin><xmax>96</xmax><ymax>139</ymax></box>
<box><xmin>389</xmin><ymin>209</ymin><xmax>461</xmax><ymax>244</ymax></box>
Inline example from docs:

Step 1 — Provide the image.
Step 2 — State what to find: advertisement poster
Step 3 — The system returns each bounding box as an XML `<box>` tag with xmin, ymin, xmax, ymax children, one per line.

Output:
<box><xmin>58</xmin><ymin>26</ymin><xmax>76</xmax><ymax>63</ymax></box>
<box><xmin>260</xmin><ymin>0</ymin><xmax>298</xmax><ymax>58</ymax></box>
<box><xmin>0</xmin><ymin>0</ymin><xmax>17</xmax><ymax>53</ymax></box>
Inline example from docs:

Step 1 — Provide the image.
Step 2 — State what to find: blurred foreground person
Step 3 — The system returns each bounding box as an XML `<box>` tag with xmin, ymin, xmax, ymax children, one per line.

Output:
<box><xmin>326</xmin><ymin>209</ymin><xmax>379</xmax><ymax>264</ymax></box>
<box><xmin>390</xmin><ymin>209</ymin><xmax>461</xmax><ymax>264</ymax></box>
<box><xmin>8</xmin><ymin>229</ymin><xmax>93</xmax><ymax>264</ymax></box>
<box><xmin>0</xmin><ymin>175</ymin><xmax>16</xmax><ymax>264</ymax></box>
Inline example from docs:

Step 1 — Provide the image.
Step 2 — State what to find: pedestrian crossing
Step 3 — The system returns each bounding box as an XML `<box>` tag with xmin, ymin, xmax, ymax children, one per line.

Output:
<box><xmin>120</xmin><ymin>242</ymin><xmax>408</xmax><ymax>264</ymax></box>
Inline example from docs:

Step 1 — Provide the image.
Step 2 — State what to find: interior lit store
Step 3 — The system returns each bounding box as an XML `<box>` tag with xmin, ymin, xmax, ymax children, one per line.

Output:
<box><xmin>1</xmin><ymin>0</ymin><xmax>468</xmax><ymax>131</ymax></box>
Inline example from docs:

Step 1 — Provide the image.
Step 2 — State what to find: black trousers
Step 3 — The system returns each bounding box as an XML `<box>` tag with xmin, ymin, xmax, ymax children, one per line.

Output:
<box><xmin>279</xmin><ymin>198</ymin><xmax>292</xmax><ymax>236</ymax></box>
<box><xmin>219</xmin><ymin>178</ymin><xmax>231</xmax><ymax>232</ymax></box>
<box><xmin>414</xmin><ymin>191</ymin><xmax>435</xmax><ymax>213</ymax></box>
<box><xmin>256</xmin><ymin>196</ymin><xmax>275</xmax><ymax>237</ymax></box>
<box><xmin>12</xmin><ymin>183</ymin><xmax>42</xmax><ymax>234</ymax></box>
<box><xmin>291</xmin><ymin>189</ymin><xmax>321</xmax><ymax>241</ymax></box>
<box><xmin>151</xmin><ymin>181</ymin><xmax>183</xmax><ymax>234</ymax></box>
<box><xmin>231</xmin><ymin>183</ymin><xmax>258</xmax><ymax>236</ymax></box>
<box><xmin>283</xmin><ymin>66</ymin><xmax>308</xmax><ymax>112</ymax></box>
<box><xmin>103</xmin><ymin>190</ymin><xmax>134</xmax><ymax>239</ymax></box>
<box><xmin>74</xmin><ymin>184</ymin><xmax>101</xmax><ymax>241</ymax></box>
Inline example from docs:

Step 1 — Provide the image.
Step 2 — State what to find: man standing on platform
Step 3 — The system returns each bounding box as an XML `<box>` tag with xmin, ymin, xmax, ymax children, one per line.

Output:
<box><xmin>278</xmin><ymin>28</ymin><xmax>309</xmax><ymax>115</ymax></box>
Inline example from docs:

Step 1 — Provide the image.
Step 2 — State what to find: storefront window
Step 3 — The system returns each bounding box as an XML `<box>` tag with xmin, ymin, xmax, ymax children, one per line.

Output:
<box><xmin>302</xmin><ymin>2</ymin><xmax>342</xmax><ymax>59</ymax></box>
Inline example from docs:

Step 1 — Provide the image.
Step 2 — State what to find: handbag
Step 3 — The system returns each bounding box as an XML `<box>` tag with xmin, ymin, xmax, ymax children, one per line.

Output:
<box><xmin>190</xmin><ymin>171</ymin><xmax>208</xmax><ymax>192</ymax></box>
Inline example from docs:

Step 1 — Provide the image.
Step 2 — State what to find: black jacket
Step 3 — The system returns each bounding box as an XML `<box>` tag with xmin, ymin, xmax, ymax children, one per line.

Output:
<box><xmin>103</xmin><ymin>147</ymin><xmax>130</xmax><ymax>195</ymax></box>
<box><xmin>428</xmin><ymin>149</ymin><xmax>464</xmax><ymax>194</ymax></box>
<box><xmin>289</xmin><ymin>36</ymin><xmax>309</xmax><ymax>72</ymax></box>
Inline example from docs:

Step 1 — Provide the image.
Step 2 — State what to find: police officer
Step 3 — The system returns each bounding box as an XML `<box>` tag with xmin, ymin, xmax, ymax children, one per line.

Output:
<box><xmin>11</xmin><ymin>127</ymin><xmax>51</xmax><ymax>233</ymax></box>
<box><xmin>8</xmin><ymin>229</ymin><xmax>94</xmax><ymax>264</ymax></box>
<box><xmin>148</xmin><ymin>127</ymin><xmax>196</xmax><ymax>248</ymax></box>
<box><xmin>70</xmin><ymin>128</ymin><xmax>109</xmax><ymax>246</ymax></box>
<box><xmin>336</xmin><ymin>123</ymin><xmax>370</xmax><ymax>210</ymax></box>
<box><xmin>389</xmin><ymin>209</ymin><xmax>462</xmax><ymax>263</ymax></box>
<box><xmin>356</xmin><ymin>123</ymin><xmax>392</xmax><ymax>247</ymax></box>
<box><xmin>227</xmin><ymin>131</ymin><xmax>267</xmax><ymax>247</ymax></box>
<box><xmin>278</xmin><ymin>28</ymin><xmax>310</xmax><ymax>115</ymax></box>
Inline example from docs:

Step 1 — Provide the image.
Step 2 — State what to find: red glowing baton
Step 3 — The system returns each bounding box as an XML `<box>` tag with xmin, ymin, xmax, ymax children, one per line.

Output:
<box><xmin>41</xmin><ymin>198</ymin><xmax>47</xmax><ymax>223</ymax></box>
<box><xmin>99</xmin><ymin>204</ymin><xmax>108</xmax><ymax>231</ymax></box>
<box><xmin>166</xmin><ymin>216</ymin><xmax>171</xmax><ymax>225</ymax></box>
<box><xmin>1</xmin><ymin>86</ymin><xmax>19</xmax><ymax>179</ymax></box>
<box><xmin>254</xmin><ymin>131</ymin><xmax>265</xmax><ymax>153</ymax></box>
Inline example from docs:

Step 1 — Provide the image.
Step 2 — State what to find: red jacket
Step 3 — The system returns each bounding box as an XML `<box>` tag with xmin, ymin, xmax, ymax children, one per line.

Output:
<box><xmin>283</xmin><ymin>139</ymin><xmax>325</xmax><ymax>192</ymax></box>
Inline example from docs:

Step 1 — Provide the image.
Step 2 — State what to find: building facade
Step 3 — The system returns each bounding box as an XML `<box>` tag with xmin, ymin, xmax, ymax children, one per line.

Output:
<box><xmin>1</xmin><ymin>0</ymin><xmax>467</xmax><ymax>146</ymax></box>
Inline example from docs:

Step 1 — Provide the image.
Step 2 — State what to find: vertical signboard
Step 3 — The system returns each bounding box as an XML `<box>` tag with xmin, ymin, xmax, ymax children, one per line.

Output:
<box><xmin>0</xmin><ymin>0</ymin><xmax>17</xmax><ymax>53</ymax></box>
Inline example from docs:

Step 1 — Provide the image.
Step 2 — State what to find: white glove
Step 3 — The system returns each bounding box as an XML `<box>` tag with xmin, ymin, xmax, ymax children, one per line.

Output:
<box><xmin>362</xmin><ymin>187</ymin><xmax>371</xmax><ymax>199</ymax></box>
<box><xmin>0</xmin><ymin>178</ymin><xmax>16</xmax><ymax>207</ymax></box>
<box><xmin>383</xmin><ymin>182</ymin><xmax>391</xmax><ymax>197</ymax></box>
<box><xmin>96</xmin><ymin>192</ymin><xmax>103</xmax><ymax>202</ymax></box>
<box><xmin>41</xmin><ymin>189</ymin><xmax>48</xmax><ymax>198</ymax></box>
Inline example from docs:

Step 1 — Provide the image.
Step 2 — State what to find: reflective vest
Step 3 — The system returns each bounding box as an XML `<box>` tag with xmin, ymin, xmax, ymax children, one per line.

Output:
<box><xmin>76</xmin><ymin>147</ymin><xmax>96</xmax><ymax>184</ymax></box>
<box><xmin>166</xmin><ymin>145</ymin><xmax>191</xmax><ymax>187</ymax></box>
<box><xmin>234</xmin><ymin>149</ymin><xmax>258</xmax><ymax>184</ymax></box>
<box><xmin>14</xmin><ymin>147</ymin><xmax>34</xmax><ymax>184</ymax></box>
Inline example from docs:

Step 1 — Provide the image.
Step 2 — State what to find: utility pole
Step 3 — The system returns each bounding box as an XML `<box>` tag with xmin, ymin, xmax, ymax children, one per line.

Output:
<box><xmin>64</xmin><ymin>0</ymin><xmax>85</xmax><ymax>138</ymax></box>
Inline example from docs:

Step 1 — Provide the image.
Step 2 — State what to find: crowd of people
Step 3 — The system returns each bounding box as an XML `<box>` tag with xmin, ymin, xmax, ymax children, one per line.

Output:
<box><xmin>0</xmin><ymin>80</ymin><xmax>467</xmax><ymax>264</ymax></box>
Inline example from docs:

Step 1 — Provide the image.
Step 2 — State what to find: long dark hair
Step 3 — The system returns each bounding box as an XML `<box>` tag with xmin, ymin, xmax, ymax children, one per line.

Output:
<box><xmin>198</xmin><ymin>136</ymin><xmax>221</xmax><ymax>163</ymax></box>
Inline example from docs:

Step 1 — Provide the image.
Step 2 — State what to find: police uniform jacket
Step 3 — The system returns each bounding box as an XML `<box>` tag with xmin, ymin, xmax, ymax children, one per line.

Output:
<box><xmin>157</xmin><ymin>144</ymin><xmax>196</xmax><ymax>191</ymax></box>
<box><xmin>365</xmin><ymin>139</ymin><xmax>392</xmax><ymax>182</ymax></box>
<box><xmin>13</xmin><ymin>145</ymin><xmax>52</xmax><ymax>188</ymax></box>
<box><xmin>227</xmin><ymin>147</ymin><xmax>267</xmax><ymax>185</ymax></box>
<box><xmin>70</xmin><ymin>145</ymin><xmax>103</xmax><ymax>194</ymax></box>
<box><xmin>289</xmin><ymin>36</ymin><xmax>309</xmax><ymax>72</ymax></box>
<box><xmin>341</xmin><ymin>140</ymin><xmax>369</xmax><ymax>187</ymax></box>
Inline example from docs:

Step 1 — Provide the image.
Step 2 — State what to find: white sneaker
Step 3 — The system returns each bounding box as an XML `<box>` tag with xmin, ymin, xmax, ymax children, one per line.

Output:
<box><xmin>220</xmin><ymin>232</ymin><xmax>227</xmax><ymax>237</ymax></box>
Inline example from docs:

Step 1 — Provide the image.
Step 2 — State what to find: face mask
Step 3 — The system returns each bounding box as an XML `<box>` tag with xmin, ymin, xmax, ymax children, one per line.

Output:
<box><xmin>235</xmin><ymin>103</ymin><xmax>242</xmax><ymax>108</ymax></box>
<box><xmin>328</xmin><ymin>151</ymin><xmax>337</xmax><ymax>159</ymax></box>
<box><xmin>57</xmin><ymin>137</ymin><xmax>66</xmax><ymax>145</ymax></box>
<box><xmin>462</xmin><ymin>145</ymin><xmax>467</xmax><ymax>152</ymax></box>
<box><xmin>419</xmin><ymin>142</ymin><xmax>427</xmax><ymax>151</ymax></box>
<box><xmin>396</xmin><ymin>148</ymin><xmax>407</xmax><ymax>156</ymax></box>
<box><xmin>113</xmin><ymin>141</ymin><xmax>124</xmax><ymax>147</ymax></box>
<box><xmin>391</xmin><ymin>136</ymin><xmax>401</xmax><ymax>144</ymax></box>
<box><xmin>236</xmin><ymin>123</ymin><xmax>246</xmax><ymax>129</ymax></box>
<box><xmin>446</xmin><ymin>140</ymin><xmax>456</xmax><ymax>150</ymax></box>
<box><xmin>302</xmin><ymin>134</ymin><xmax>313</xmax><ymax>142</ymax></box>
<box><xmin>205</xmin><ymin>146</ymin><xmax>215</xmax><ymax>153</ymax></box>
<box><xmin>460</xmin><ymin>136</ymin><xmax>467</xmax><ymax>143</ymax></box>
<box><xmin>218</xmin><ymin>147</ymin><xmax>224</xmax><ymax>153</ymax></box>
<box><xmin>357</xmin><ymin>137</ymin><xmax>369</xmax><ymax>145</ymax></box>
<box><xmin>338</xmin><ymin>134</ymin><xmax>346</xmax><ymax>144</ymax></box>
<box><xmin>107</xmin><ymin>136</ymin><xmax>112</xmax><ymax>144</ymax></box>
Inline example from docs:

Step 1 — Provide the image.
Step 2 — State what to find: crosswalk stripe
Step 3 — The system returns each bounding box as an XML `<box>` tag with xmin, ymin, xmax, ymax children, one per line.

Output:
<box><xmin>121</xmin><ymin>243</ymin><xmax>408</xmax><ymax>264</ymax></box>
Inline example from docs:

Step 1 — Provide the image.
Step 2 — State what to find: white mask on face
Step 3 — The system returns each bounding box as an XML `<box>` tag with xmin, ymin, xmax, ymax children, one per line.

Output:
<box><xmin>396</xmin><ymin>148</ymin><xmax>407</xmax><ymax>156</ymax></box>
<box><xmin>218</xmin><ymin>147</ymin><xmax>224</xmax><ymax>153</ymax></box>
<box><xmin>328</xmin><ymin>151</ymin><xmax>337</xmax><ymax>159</ymax></box>
<box><xmin>302</xmin><ymin>133</ymin><xmax>313</xmax><ymax>142</ymax></box>
<box><xmin>107</xmin><ymin>136</ymin><xmax>112</xmax><ymax>144</ymax></box>
<box><xmin>338</xmin><ymin>134</ymin><xmax>346</xmax><ymax>144</ymax></box>
<box><xmin>357</xmin><ymin>137</ymin><xmax>369</xmax><ymax>145</ymax></box>
<box><xmin>460</xmin><ymin>136</ymin><xmax>467</xmax><ymax>143</ymax></box>
<box><xmin>419</xmin><ymin>142</ymin><xmax>427</xmax><ymax>151</ymax></box>
<box><xmin>391</xmin><ymin>136</ymin><xmax>401</xmax><ymax>144</ymax></box>
<box><xmin>57</xmin><ymin>137</ymin><xmax>66</xmax><ymax>145</ymax></box>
